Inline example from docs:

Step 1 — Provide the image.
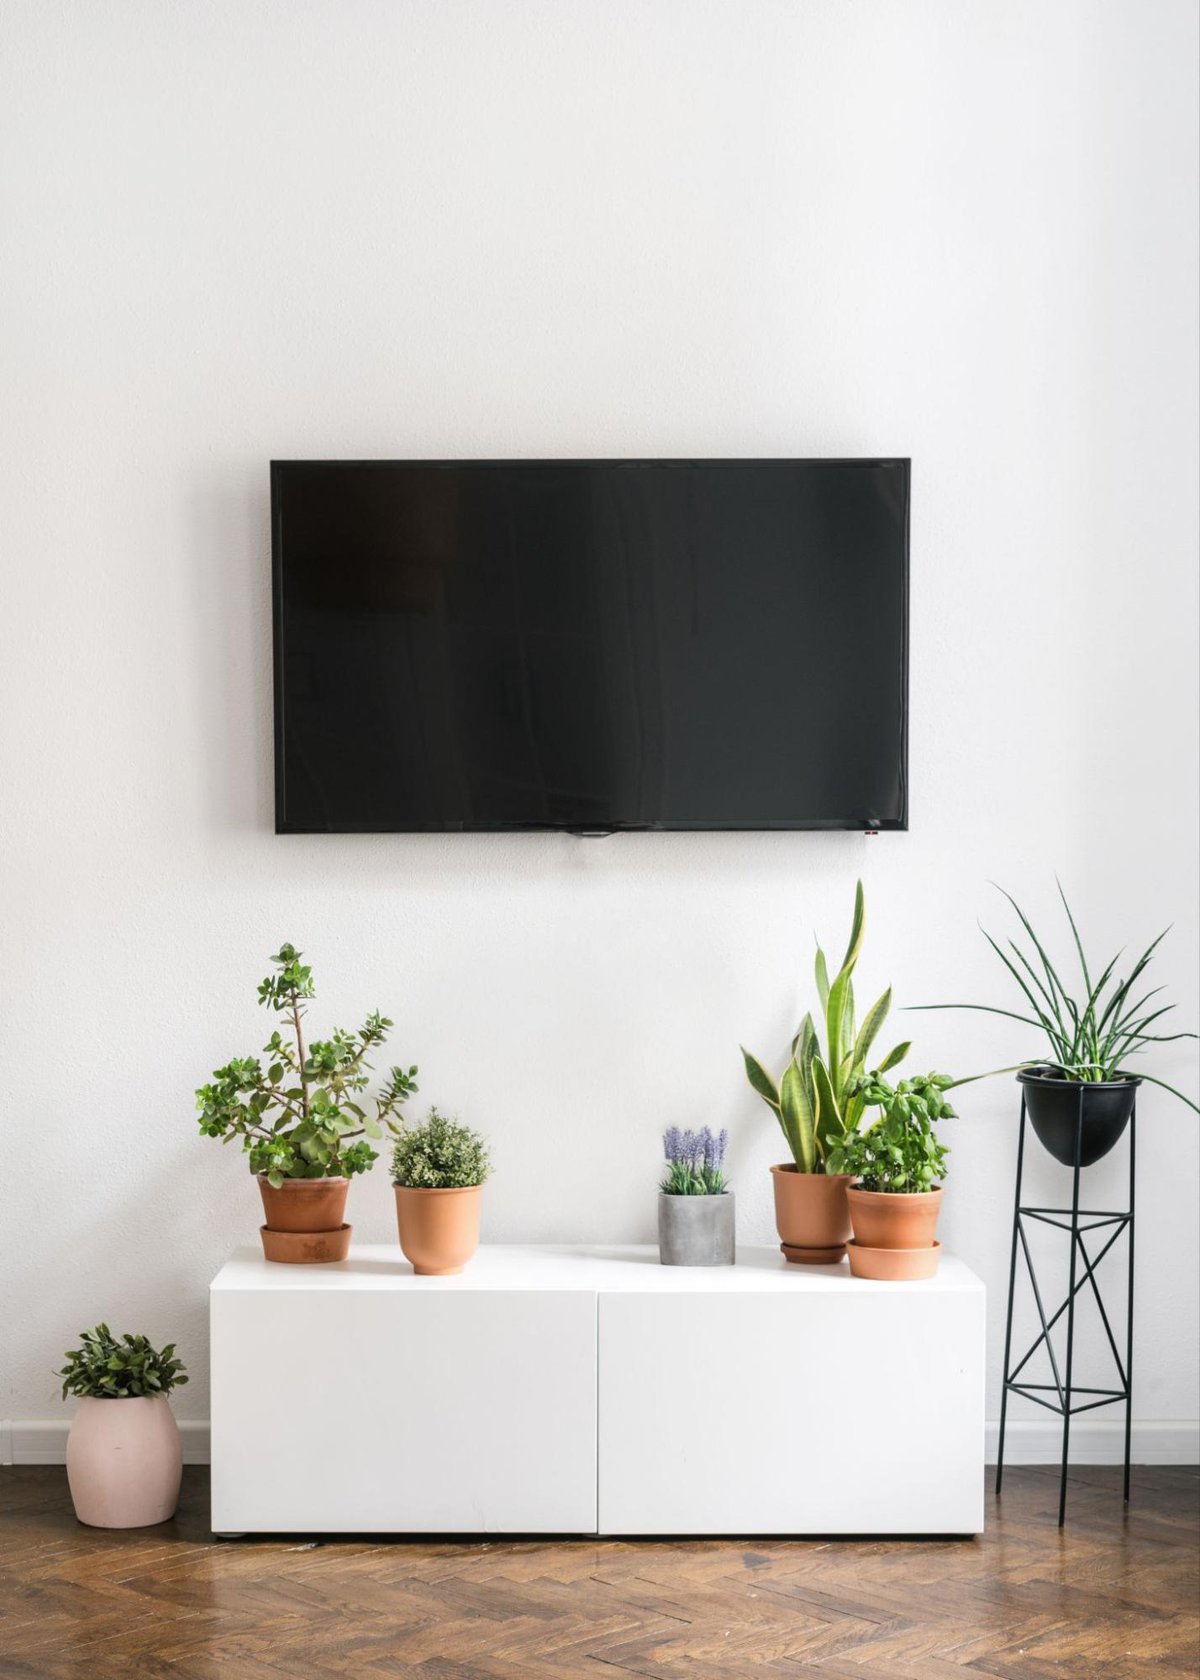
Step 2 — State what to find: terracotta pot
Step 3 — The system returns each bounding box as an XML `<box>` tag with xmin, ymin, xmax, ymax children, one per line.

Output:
<box><xmin>769</xmin><ymin>1165</ymin><xmax>853</xmax><ymax>1264</ymax></box>
<box><xmin>846</xmin><ymin>1186</ymin><xmax>943</xmax><ymax>1252</ymax></box>
<box><xmin>848</xmin><ymin>1239</ymin><xmax>942</xmax><ymax>1282</ymax></box>
<box><xmin>257</xmin><ymin>1175</ymin><xmax>349</xmax><ymax>1233</ymax></box>
<box><xmin>259</xmin><ymin>1223</ymin><xmax>352</xmax><ymax>1264</ymax></box>
<box><xmin>66</xmin><ymin>1395</ymin><xmax>182</xmax><ymax>1528</ymax></box>
<box><xmin>393</xmin><ymin>1184</ymin><xmax>482</xmax><ymax>1276</ymax></box>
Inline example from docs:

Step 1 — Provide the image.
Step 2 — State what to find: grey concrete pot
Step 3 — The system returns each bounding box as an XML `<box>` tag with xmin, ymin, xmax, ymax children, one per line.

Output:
<box><xmin>658</xmin><ymin>1192</ymin><xmax>736</xmax><ymax>1266</ymax></box>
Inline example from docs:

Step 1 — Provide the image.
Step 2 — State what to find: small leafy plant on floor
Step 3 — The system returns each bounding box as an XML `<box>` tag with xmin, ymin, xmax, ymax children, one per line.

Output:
<box><xmin>58</xmin><ymin>1326</ymin><xmax>188</xmax><ymax>1400</ymax></box>
<box><xmin>660</xmin><ymin>1126</ymin><xmax>729</xmax><ymax>1194</ymax></box>
<box><xmin>825</xmin><ymin>1072</ymin><xmax>960</xmax><ymax>1193</ymax></box>
<box><xmin>196</xmin><ymin>944</ymin><xmax>419</xmax><ymax>1185</ymax></box>
<box><xmin>391</xmin><ymin>1109</ymin><xmax>491</xmax><ymax>1189</ymax></box>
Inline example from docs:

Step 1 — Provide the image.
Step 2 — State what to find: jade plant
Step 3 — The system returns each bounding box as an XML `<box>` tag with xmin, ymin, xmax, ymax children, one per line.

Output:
<box><xmin>824</xmin><ymin>1071</ymin><xmax>960</xmax><ymax>1193</ymax></box>
<box><xmin>58</xmin><ymin>1326</ymin><xmax>188</xmax><ymax>1400</ymax></box>
<box><xmin>741</xmin><ymin>882</ymin><xmax>910</xmax><ymax>1171</ymax></box>
<box><xmin>391</xmin><ymin>1109</ymin><xmax>490</xmax><ymax>1189</ymax></box>
<box><xmin>196</xmin><ymin>944</ymin><xmax>419</xmax><ymax>1186</ymax></box>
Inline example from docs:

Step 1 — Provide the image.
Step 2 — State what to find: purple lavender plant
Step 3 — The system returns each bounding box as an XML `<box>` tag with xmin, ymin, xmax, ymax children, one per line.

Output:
<box><xmin>660</xmin><ymin>1125</ymin><xmax>730</xmax><ymax>1195</ymax></box>
<box><xmin>704</xmin><ymin>1128</ymin><xmax>729</xmax><ymax>1175</ymax></box>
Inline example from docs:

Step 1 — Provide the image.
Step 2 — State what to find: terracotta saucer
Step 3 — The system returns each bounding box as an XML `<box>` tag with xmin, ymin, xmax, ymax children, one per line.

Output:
<box><xmin>780</xmin><ymin>1241</ymin><xmax>848</xmax><ymax>1266</ymax></box>
<box><xmin>259</xmin><ymin>1223</ymin><xmax>352</xmax><ymax>1265</ymax></box>
<box><xmin>846</xmin><ymin>1239</ymin><xmax>940</xmax><ymax>1281</ymax></box>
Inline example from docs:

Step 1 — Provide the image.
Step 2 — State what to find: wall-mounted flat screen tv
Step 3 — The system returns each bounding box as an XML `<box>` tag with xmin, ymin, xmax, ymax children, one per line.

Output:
<box><xmin>271</xmin><ymin>459</ymin><xmax>909</xmax><ymax>833</ymax></box>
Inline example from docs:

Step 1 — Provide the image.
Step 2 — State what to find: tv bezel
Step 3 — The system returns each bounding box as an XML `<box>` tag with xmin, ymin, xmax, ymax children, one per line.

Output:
<box><xmin>270</xmin><ymin>457</ymin><xmax>910</xmax><ymax>835</ymax></box>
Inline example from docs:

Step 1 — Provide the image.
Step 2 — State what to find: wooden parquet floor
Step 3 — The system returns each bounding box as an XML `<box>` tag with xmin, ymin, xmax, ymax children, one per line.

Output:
<box><xmin>0</xmin><ymin>1467</ymin><xmax>1196</xmax><ymax>1680</ymax></box>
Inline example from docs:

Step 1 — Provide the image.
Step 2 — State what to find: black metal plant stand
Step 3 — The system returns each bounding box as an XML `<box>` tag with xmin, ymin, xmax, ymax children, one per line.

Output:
<box><xmin>995</xmin><ymin>1089</ymin><xmax>1135</xmax><ymax>1526</ymax></box>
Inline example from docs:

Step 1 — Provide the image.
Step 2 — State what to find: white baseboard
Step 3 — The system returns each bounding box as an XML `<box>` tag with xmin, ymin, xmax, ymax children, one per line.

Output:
<box><xmin>4</xmin><ymin>1418</ymin><xmax>1196</xmax><ymax>1468</ymax></box>
<box><xmin>3</xmin><ymin>1420</ymin><xmax>211</xmax><ymax>1466</ymax></box>
<box><xmin>984</xmin><ymin>1418</ymin><xmax>1199</xmax><ymax>1466</ymax></box>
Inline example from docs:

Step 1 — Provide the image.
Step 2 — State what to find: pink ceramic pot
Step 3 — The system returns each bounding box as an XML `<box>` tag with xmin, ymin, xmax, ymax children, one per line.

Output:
<box><xmin>65</xmin><ymin>1396</ymin><xmax>182</xmax><ymax>1528</ymax></box>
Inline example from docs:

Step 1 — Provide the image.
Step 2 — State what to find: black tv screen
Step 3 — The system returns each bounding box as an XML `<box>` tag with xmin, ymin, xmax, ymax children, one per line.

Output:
<box><xmin>271</xmin><ymin>459</ymin><xmax>909</xmax><ymax>833</ymax></box>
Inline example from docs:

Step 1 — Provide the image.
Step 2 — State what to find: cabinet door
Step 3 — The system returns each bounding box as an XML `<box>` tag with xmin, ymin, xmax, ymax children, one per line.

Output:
<box><xmin>212</xmin><ymin>1288</ymin><xmax>597</xmax><ymax>1533</ymax></box>
<box><xmin>598</xmin><ymin>1288</ymin><xmax>984</xmax><ymax>1534</ymax></box>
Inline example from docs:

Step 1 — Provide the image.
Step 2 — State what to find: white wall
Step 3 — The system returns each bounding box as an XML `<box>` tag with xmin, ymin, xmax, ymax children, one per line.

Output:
<box><xmin>2</xmin><ymin>0</ymin><xmax>1197</xmax><ymax>1462</ymax></box>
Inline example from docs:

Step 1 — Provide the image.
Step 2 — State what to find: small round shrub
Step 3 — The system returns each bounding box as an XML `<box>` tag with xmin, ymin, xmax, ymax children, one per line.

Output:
<box><xmin>58</xmin><ymin>1325</ymin><xmax>188</xmax><ymax>1400</ymax></box>
<box><xmin>391</xmin><ymin>1109</ymin><xmax>490</xmax><ymax>1189</ymax></box>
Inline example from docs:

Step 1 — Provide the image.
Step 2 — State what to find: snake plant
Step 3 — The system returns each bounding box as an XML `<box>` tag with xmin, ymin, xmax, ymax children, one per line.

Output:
<box><xmin>741</xmin><ymin>882</ymin><xmax>910</xmax><ymax>1171</ymax></box>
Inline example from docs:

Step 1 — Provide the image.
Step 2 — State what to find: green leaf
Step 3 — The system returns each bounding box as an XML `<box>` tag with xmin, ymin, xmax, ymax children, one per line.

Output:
<box><xmin>780</xmin><ymin>1058</ymin><xmax>816</xmax><ymax>1172</ymax></box>
<box><xmin>980</xmin><ymin>929</ymin><xmax>1073</xmax><ymax>1060</ymax></box>
<box><xmin>825</xmin><ymin>969</ymin><xmax>852</xmax><ymax>1100</ymax></box>
<box><xmin>811</xmin><ymin>1055</ymin><xmax>844</xmax><ymax>1154</ymax></box>
<box><xmin>852</xmin><ymin>987</ymin><xmax>892</xmax><ymax>1071</ymax></box>
<box><xmin>794</xmin><ymin>1015</ymin><xmax>819</xmax><ymax>1088</ymax></box>
<box><xmin>840</xmin><ymin>879</ymin><xmax>866</xmax><ymax>973</ymax></box>
<box><xmin>1005</xmin><ymin>936</ymin><xmax>1073</xmax><ymax>1038</ymax></box>
<box><xmin>815</xmin><ymin>947</ymin><xmax>830</xmax><ymax>1012</ymax></box>
<box><xmin>993</xmin><ymin>886</ymin><xmax>1076</xmax><ymax>1036</ymax></box>
<box><xmin>877</xmin><ymin>1040</ymin><xmax>911</xmax><ymax>1073</ymax></box>
<box><xmin>842</xmin><ymin>976</ymin><xmax>857</xmax><ymax>1067</ymax></box>
<box><xmin>824</xmin><ymin>884</ymin><xmax>867</xmax><ymax>1101</ymax></box>
<box><xmin>908</xmin><ymin>1001</ymin><xmax>1043</xmax><ymax>1030</ymax></box>
<box><xmin>1056</xmin><ymin>878</ymin><xmax>1092</xmax><ymax>994</ymax></box>
<box><xmin>791</xmin><ymin>1010</ymin><xmax>816</xmax><ymax>1064</ymax></box>
<box><xmin>741</xmin><ymin>1047</ymin><xmax>781</xmax><ymax>1111</ymax></box>
<box><xmin>1136</xmin><ymin>1073</ymin><xmax>1200</xmax><ymax>1114</ymax></box>
<box><xmin>1096</xmin><ymin>937</ymin><xmax>1169</xmax><ymax>1036</ymax></box>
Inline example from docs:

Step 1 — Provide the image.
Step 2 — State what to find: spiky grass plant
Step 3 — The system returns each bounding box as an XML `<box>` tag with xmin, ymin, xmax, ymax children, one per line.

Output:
<box><xmin>917</xmin><ymin>883</ymin><xmax>1197</xmax><ymax>1111</ymax></box>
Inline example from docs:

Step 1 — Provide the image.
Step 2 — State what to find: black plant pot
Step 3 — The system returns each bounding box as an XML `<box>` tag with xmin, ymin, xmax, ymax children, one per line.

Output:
<box><xmin>1017</xmin><ymin>1067</ymin><xmax>1140</xmax><ymax>1167</ymax></box>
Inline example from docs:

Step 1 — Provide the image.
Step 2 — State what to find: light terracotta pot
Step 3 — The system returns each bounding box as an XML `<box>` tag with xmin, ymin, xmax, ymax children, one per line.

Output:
<box><xmin>259</xmin><ymin>1222</ymin><xmax>352</xmax><ymax>1264</ymax></box>
<box><xmin>848</xmin><ymin>1239</ymin><xmax>942</xmax><ymax>1281</ymax></box>
<box><xmin>257</xmin><ymin>1175</ymin><xmax>349</xmax><ymax>1233</ymax></box>
<box><xmin>394</xmin><ymin>1184</ymin><xmax>482</xmax><ymax>1276</ymax></box>
<box><xmin>846</xmin><ymin>1186</ymin><xmax>943</xmax><ymax>1252</ymax></box>
<box><xmin>66</xmin><ymin>1396</ymin><xmax>182</xmax><ymax>1528</ymax></box>
<box><xmin>769</xmin><ymin>1165</ymin><xmax>853</xmax><ymax>1264</ymax></box>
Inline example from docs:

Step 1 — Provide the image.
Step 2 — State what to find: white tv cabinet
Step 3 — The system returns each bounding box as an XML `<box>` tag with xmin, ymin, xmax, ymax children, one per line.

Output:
<box><xmin>210</xmin><ymin>1244</ymin><xmax>985</xmax><ymax>1536</ymax></box>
